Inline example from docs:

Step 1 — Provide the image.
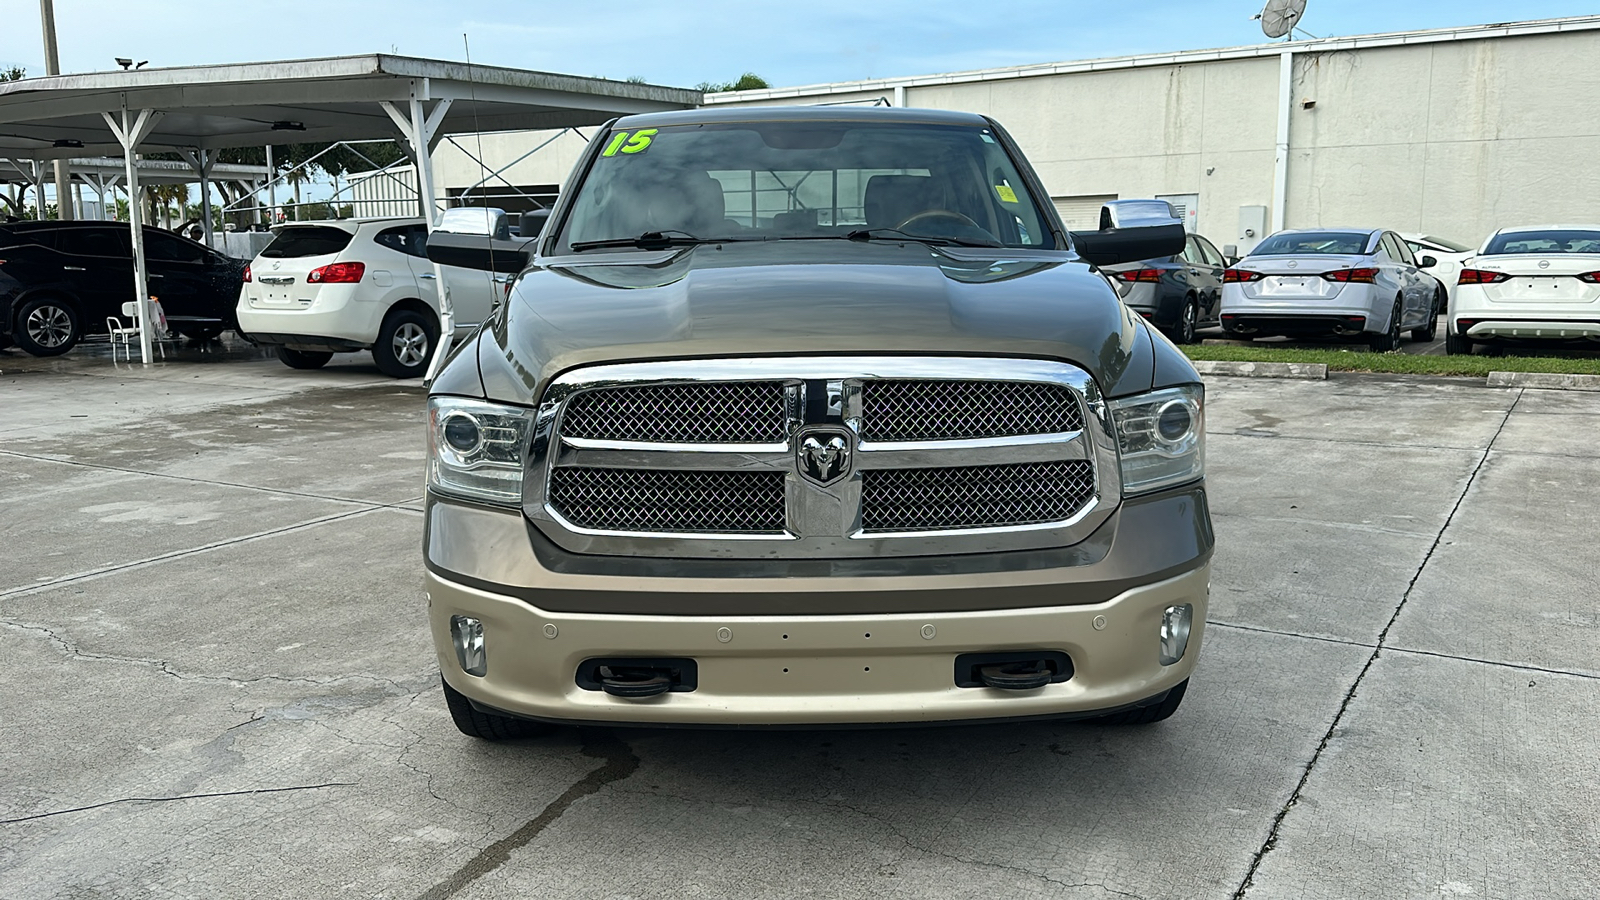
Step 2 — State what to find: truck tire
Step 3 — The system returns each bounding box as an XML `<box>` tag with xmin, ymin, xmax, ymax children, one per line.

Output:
<box><xmin>13</xmin><ymin>296</ymin><xmax>81</xmax><ymax>357</ymax></box>
<box><xmin>374</xmin><ymin>308</ymin><xmax>437</xmax><ymax>378</ymax></box>
<box><xmin>276</xmin><ymin>347</ymin><xmax>333</xmax><ymax>369</ymax></box>
<box><xmin>441</xmin><ymin>677</ymin><xmax>552</xmax><ymax>740</ymax></box>
<box><xmin>1091</xmin><ymin>679</ymin><xmax>1188</xmax><ymax>726</ymax></box>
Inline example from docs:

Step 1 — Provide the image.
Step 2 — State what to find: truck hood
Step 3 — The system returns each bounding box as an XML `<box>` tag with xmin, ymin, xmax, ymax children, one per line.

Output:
<box><xmin>471</xmin><ymin>240</ymin><xmax>1157</xmax><ymax>402</ymax></box>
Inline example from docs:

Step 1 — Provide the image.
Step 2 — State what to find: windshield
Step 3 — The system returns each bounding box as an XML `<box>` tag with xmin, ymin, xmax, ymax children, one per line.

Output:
<box><xmin>1483</xmin><ymin>230</ymin><xmax>1600</xmax><ymax>255</ymax></box>
<box><xmin>555</xmin><ymin>121</ymin><xmax>1054</xmax><ymax>251</ymax></box>
<box><xmin>1249</xmin><ymin>232</ymin><xmax>1372</xmax><ymax>256</ymax></box>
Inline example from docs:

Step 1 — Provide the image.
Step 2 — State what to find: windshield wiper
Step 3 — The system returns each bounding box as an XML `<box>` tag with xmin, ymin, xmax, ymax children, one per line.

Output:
<box><xmin>570</xmin><ymin>230</ymin><xmax>743</xmax><ymax>252</ymax></box>
<box><xmin>844</xmin><ymin>228</ymin><xmax>1002</xmax><ymax>249</ymax></box>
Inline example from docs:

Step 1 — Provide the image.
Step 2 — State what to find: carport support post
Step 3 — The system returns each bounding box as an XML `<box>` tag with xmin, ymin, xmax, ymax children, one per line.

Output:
<box><xmin>103</xmin><ymin>102</ymin><xmax>163</xmax><ymax>365</ymax></box>
<box><xmin>381</xmin><ymin>87</ymin><xmax>455</xmax><ymax>381</ymax></box>
<box><xmin>178</xmin><ymin>148</ymin><xmax>217</xmax><ymax>247</ymax></box>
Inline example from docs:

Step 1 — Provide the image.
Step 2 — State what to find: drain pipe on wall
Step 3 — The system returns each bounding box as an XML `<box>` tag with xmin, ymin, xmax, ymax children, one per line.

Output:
<box><xmin>1271</xmin><ymin>49</ymin><xmax>1293</xmax><ymax>233</ymax></box>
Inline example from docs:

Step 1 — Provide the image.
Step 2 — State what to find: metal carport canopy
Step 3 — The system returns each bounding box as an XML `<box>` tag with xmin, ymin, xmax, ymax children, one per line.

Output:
<box><xmin>0</xmin><ymin>54</ymin><xmax>702</xmax><ymax>365</ymax></box>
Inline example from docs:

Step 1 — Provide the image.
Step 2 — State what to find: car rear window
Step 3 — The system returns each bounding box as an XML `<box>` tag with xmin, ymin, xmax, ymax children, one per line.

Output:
<box><xmin>1482</xmin><ymin>230</ymin><xmax>1600</xmax><ymax>255</ymax></box>
<box><xmin>260</xmin><ymin>226</ymin><xmax>354</xmax><ymax>258</ymax></box>
<box><xmin>1249</xmin><ymin>232</ymin><xmax>1371</xmax><ymax>255</ymax></box>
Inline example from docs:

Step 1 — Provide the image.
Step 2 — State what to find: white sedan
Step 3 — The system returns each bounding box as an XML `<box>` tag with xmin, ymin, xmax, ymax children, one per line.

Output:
<box><xmin>1447</xmin><ymin>225</ymin><xmax>1600</xmax><ymax>355</ymax></box>
<box><xmin>1402</xmin><ymin>233</ymin><xmax>1476</xmax><ymax>303</ymax></box>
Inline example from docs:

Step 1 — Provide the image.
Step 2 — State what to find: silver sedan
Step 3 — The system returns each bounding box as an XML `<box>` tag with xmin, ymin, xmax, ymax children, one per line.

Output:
<box><xmin>1219</xmin><ymin>229</ymin><xmax>1445</xmax><ymax>351</ymax></box>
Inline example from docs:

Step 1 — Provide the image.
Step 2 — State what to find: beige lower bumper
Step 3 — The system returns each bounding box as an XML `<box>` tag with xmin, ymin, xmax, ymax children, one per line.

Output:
<box><xmin>429</xmin><ymin>564</ymin><xmax>1209</xmax><ymax>726</ymax></box>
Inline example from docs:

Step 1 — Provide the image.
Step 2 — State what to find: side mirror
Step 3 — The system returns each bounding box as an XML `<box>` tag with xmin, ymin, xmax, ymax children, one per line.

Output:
<box><xmin>426</xmin><ymin>207</ymin><xmax>531</xmax><ymax>274</ymax></box>
<box><xmin>1419</xmin><ymin>255</ymin><xmax>1438</xmax><ymax>268</ymax></box>
<box><xmin>1069</xmin><ymin>199</ymin><xmax>1186</xmax><ymax>268</ymax></box>
<box><xmin>519</xmin><ymin>209</ymin><xmax>550</xmax><ymax>239</ymax></box>
<box><xmin>437</xmin><ymin>207</ymin><xmax>510</xmax><ymax>239</ymax></box>
<box><xmin>1222</xmin><ymin>244</ymin><xmax>1239</xmax><ymax>260</ymax></box>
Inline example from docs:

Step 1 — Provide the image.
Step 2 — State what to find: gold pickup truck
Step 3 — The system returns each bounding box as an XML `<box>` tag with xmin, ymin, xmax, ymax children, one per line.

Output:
<box><xmin>421</xmin><ymin>106</ymin><xmax>1211</xmax><ymax>738</ymax></box>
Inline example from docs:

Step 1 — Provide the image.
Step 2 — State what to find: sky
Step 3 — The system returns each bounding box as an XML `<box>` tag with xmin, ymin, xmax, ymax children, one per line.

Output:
<box><xmin>4</xmin><ymin>0</ymin><xmax>1599</xmax><ymax>90</ymax></box>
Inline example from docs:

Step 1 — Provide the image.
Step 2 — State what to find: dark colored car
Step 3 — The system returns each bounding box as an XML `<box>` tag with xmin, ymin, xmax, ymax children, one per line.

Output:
<box><xmin>0</xmin><ymin>221</ymin><xmax>247</xmax><ymax>356</ymax></box>
<box><xmin>1101</xmin><ymin>232</ymin><xmax>1228</xmax><ymax>344</ymax></box>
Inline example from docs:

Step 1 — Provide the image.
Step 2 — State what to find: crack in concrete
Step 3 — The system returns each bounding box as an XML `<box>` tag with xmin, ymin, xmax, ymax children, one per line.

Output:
<box><xmin>0</xmin><ymin>505</ymin><xmax>392</xmax><ymax>602</ymax></box>
<box><xmin>0</xmin><ymin>446</ymin><xmax>422</xmax><ymax>512</ymax></box>
<box><xmin>1231</xmin><ymin>388</ymin><xmax>1525</xmax><ymax>899</ymax></box>
<box><xmin>413</xmin><ymin>729</ymin><xmax>640</xmax><ymax>900</ymax></box>
<box><xmin>0</xmin><ymin>616</ymin><xmax>431</xmax><ymax>692</ymax></box>
<box><xmin>1210</xmin><ymin>620</ymin><xmax>1600</xmax><ymax>681</ymax></box>
<box><xmin>0</xmin><ymin>783</ymin><xmax>356</xmax><ymax>825</ymax></box>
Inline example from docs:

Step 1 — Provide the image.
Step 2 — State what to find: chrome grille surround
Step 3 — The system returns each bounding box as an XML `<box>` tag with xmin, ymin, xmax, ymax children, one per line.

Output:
<box><xmin>524</xmin><ymin>357</ymin><xmax>1122</xmax><ymax>558</ymax></box>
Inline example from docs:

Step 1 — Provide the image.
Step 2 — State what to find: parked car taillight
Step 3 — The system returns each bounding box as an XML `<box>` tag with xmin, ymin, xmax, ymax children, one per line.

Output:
<box><xmin>1458</xmin><ymin>269</ymin><xmax>1509</xmax><ymax>285</ymax></box>
<box><xmin>242</xmin><ymin>264</ymin><xmax>252</xmax><ymax>283</ymax></box>
<box><xmin>308</xmin><ymin>262</ymin><xmax>366</xmax><ymax>284</ymax></box>
<box><xmin>1321</xmin><ymin>268</ymin><xmax>1379</xmax><ymax>283</ymax></box>
<box><xmin>1116</xmin><ymin>268</ymin><xmax>1164</xmax><ymax>283</ymax></box>
<box><xmin>1577</xmin><ymin>271</ymin><xmax>1600</xmax><ymax>283</ymax></box>
<box><xmin>1223</xmin><ymin>269</ymin><xmax>1264</xmax><ymax>283</ymax></box>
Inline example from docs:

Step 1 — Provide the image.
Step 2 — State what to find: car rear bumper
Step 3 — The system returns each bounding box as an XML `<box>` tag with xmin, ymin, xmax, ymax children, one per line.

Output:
<box><xmin>236</xmin><ymin>289</ymin><xmax>382</xmax><ymax>346</ymax></box>
<box><xmin>1220</xmin><ymin>312</ymin><xmax>1372</xmax><ymax>336</ymax></box>
<box><xmin>430</xmin><ymin>564</ymin><xmax>1208</xmax><ymax>727</ymax></box>
<box><xmin>1461</xmin><ymin>319</ymin><xmax>1600</xmax><ymax>340</ymax></box>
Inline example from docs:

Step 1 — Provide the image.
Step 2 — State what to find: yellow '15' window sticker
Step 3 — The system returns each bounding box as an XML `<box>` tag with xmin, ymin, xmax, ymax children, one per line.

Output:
<box><xmin>602</xmin><ymin>129</ymin><xmax>659</xmax><ymax>157</ymax></box>
<box><xmin>994</xmin><ymin>185</ymin><xmax>1019</xmax><ymax>204</ymax></box>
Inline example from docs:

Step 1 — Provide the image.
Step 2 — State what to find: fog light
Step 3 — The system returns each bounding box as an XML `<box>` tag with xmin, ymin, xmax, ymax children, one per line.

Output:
<box><xmin>451</xmin><ymin>615</ymin><xmax>487</xmax><ymax>676</ymax></box>
<box><xmin>1160</xmin><ymin>604</ymin><xmax>1193</xmax><ymax>666</ymax></box>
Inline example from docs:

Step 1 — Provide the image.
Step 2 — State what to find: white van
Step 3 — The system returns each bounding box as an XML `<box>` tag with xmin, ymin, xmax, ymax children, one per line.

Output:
<box><xmin>236</xmin><ymin>218</ymin><xmax>500</xmax><ymax>377</ymax></box>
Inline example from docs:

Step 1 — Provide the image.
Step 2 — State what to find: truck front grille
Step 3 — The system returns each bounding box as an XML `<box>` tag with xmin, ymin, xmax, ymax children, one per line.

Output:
<box><xmin>860</xmin><ymin>379</ymin><xmax>1084</xmax><ymax>441</ymax></box>
<box><xmin>549</xmin><ymin>467</ymin><xmax>786</xmax><ymax>534</ymax></box>
<box><xmin>560</xmin><ymin>381</ymin><xmax>788</xmax><ymax>444</ymax></box>
<box><xmin>861</xmin><ymin>460</ymin><xmax>1096</xmax><ymax>532</ymax></box>
<box><xmin>529</xmin><ymin>358</ymin><xmax>1117</xmax><ymax>558</ymax></box>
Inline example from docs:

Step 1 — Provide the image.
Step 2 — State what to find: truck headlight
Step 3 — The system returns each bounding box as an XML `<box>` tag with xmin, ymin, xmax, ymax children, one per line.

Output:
<box><xmin>1109</xmin><ymin>385</ymin><xmax>1205</xmax><ymax>495</ymax></box>
<box><xmin>427</xmin><ymin>397</ymin><xmax>534</xmax><ymax>505</ymax></box>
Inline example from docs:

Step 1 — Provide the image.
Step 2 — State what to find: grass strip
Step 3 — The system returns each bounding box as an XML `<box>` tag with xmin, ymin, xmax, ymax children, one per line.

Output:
<box><xmin>1185</xmin><ymin>344</ymin><xmax>1600</xmax><ymax>377</ymax></box>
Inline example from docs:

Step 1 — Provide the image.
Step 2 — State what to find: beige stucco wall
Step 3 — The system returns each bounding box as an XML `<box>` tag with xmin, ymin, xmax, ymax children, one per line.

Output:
<box><xmin>421</xmin><ymin>25</ymin><xmax>1600</xmax><ymax>252</ymax></box>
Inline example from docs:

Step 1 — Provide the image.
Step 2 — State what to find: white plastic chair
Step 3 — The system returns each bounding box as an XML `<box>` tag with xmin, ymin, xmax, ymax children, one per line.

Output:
<box><xmin>107</xmin><ymin>300</ymin><xmax>171</xmax><ymax>362</ymax></box>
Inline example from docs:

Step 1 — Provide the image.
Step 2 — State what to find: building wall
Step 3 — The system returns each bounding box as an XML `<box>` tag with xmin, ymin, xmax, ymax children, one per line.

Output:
<box><xmin>420</xmin><ymin>20</ymin><xmax>1600</xmax><ymax>253</ymax></box>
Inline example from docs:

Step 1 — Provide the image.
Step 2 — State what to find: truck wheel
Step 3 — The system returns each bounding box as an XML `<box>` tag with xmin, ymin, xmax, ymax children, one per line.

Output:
<box><xmin>1091</xmin><ymin>679</ymin><xmax>1188</xmax><ymax>726</ymax></box>
<box><xmin>13</xmin><ymin>296</ymin><xmax>81</xmax><ymax>357</ymax></box>
<box><xmin>1368</xmin><ymin>299</ymin><xmax>1402</xmax><ymax>352</ymax></box>
<box><xmin>374</xmin><ymin>309</ymin><xmax>437</xmax><ymax>378</ymax></box>
<box><xmin>276</xmin><ymin>346</ymin><xmax>333</xmax><ymax>369</ymax></box>
<box><xmin>441</xmin><ymin>677</ymin><xmax>552</xmax><ymax>740</ymax></box>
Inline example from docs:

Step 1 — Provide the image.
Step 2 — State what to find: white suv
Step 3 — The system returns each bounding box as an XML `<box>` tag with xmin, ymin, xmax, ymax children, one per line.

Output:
<box><xmin>237</xmin><ymin>218</ymin><xmax>499</xmax><ymax>377</ymax></box>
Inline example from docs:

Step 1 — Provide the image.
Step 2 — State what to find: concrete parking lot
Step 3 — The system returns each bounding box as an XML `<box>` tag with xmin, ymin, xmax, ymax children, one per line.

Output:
<box><xmin>2</xmin><ymin>340</ymin><xmax>1596</xmax><ymax>899</ymax></box>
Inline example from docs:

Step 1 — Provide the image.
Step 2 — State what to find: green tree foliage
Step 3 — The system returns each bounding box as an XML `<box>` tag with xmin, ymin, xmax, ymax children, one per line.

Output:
<box><xmin>695</xmin><ymin>73</ymin><xmax>769</xmax><ymax>92</ymax></box>
<box><xmin>2</xmin><ymin>65</ymin><xmax>26</xmax><ymax>82</ymax></box>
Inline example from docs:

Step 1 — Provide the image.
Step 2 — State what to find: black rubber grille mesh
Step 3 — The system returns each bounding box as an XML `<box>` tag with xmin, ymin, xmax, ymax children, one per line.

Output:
<box><xmin>861</xmin><ymin>460</ymin><xmax>1095</xmax><ymax>532</ymax></box>
<box><xmin>549</xmin><ymin>467</ymin><xmax>787</xmax><ymax>534</ymax></box>
<box><xmin>561</xmin><ymin>382</ymin><xmax>788</xmax><ymax>444</ymax></box>
<box><xmin>860</xmin><ymin>380</ymin><xmax>1084</xmax><ymax>442</ymax></box>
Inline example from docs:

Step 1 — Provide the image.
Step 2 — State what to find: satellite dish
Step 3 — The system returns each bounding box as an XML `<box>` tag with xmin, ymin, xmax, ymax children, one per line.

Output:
<box><xmin>1259</xmin><ymin>0</ymin><xmax>1308</xmax><ymax>39</ymax></box>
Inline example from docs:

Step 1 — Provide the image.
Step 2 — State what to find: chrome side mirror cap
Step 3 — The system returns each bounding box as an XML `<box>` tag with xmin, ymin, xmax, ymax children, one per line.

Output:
<box><xmin>437</xmin><ymin>207</ymin><xmax>510</xmax><ymax>240</ymax></box>
<box><xmin>1099</xmin><ymin>199</ymin><xmax>1181</xmax><ymax>231</ymax></box>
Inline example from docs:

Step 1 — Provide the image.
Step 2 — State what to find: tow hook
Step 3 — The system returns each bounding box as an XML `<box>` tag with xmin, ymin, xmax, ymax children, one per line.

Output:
<box><xmin>596</xmin><ymin>665</ymin><xmax>674</xmax><ymax>698</ymax></box>
<box><xmin>977</xmin><ymin>660</ymin><xmax>1054</xmax><ymax>690</ymax></box>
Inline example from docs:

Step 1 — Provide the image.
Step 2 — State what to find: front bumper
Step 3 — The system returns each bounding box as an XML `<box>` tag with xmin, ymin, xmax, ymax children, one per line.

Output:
<box><xmin>426</xmin><ymin>484</ymin><xmax>1212</xmax><ymax>726</ymax></box>
<box><xmin>430</xmin><ymin>565</ymin><xmax>1208</xmax><ymax>726</ymax></box>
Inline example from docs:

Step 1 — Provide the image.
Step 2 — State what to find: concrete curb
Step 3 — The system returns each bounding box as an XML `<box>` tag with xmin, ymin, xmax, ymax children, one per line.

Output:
<box><xmin>1486</xmin><ymin>371</ymin><xmax>1600</xmax><ymax>392</ymax></box>
<box><xmin>1192</xmin><ymin>361</ymin><xmax>1328</xmax><ymax>380</ymax></box>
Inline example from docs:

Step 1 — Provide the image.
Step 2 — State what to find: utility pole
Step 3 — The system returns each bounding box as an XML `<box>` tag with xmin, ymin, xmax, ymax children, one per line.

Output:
<box><xmin>40</xmin><ymin>0</ymin><xmax>74</xmax><ymax>220</ymax></box>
